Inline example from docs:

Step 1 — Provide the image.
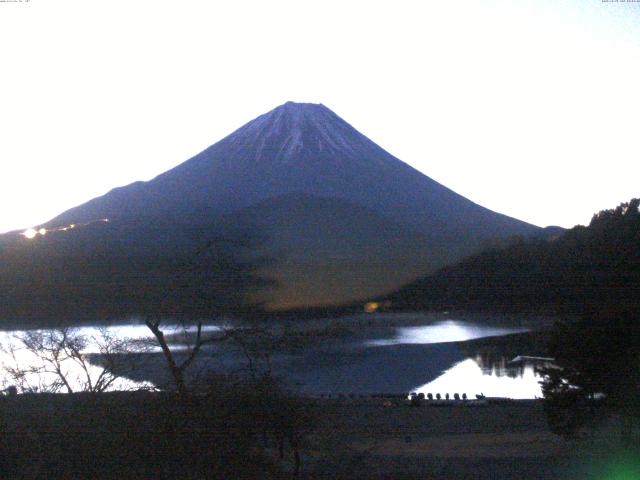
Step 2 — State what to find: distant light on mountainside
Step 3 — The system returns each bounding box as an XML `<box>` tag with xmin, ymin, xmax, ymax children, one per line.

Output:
<box><xmin>22</xmin><ymin>228</ymin><xmax>38</xmax><ymax>239</ymax></box>
<box><xmin>20</xmin><ymin>219</ymin><xmax>109</xmax><ymax>241</ymax></box>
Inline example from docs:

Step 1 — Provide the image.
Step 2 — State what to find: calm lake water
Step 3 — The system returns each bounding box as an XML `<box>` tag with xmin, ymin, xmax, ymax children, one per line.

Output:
<box><xmin>367</xmin><ymin>320</ymin><xmax>529</xmax><ymax>346</ymax></box>
<box><xmin>366</xmin><ymin>320</ymin><xmax>544</xmax><ymax>398</ymax></box>
<box><xmin>0</xmin><ymin>319</ymin><xmax>547</xmax><ymax>398</ymax></box>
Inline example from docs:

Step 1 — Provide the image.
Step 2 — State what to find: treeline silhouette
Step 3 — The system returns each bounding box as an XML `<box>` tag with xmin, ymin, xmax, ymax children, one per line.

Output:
<box><xmin>540</xmin><ymin>304</ymin><xmax>640</xmax><ymax>439</ymax></box>
<box><xmin>391</xmin><ymin>198</ymin><xmax>640</xmax><ymax>316</ymax></box>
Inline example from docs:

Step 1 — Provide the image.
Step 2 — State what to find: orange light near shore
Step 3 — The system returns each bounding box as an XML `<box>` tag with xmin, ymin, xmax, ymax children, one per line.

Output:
<box><xmin>363</xmin><ymin>300</ymin><xmax>391</xmax><ymax>313</ymax></box>
<box><xmin>364</xmin><ymin>302</ymin><xmax>380</xmax><ymax>313</ymax></box>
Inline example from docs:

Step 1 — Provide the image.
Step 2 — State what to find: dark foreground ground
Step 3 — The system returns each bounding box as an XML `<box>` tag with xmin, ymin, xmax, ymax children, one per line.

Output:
<box><xmin>1</xmin><ymin>391</ymin><xmax>637</xmax><ymax>479</ymax></box>
<box><xmin>306</xmin><ymin>398</ymin><xmax>637</xmax><ymax>479</ymax></box>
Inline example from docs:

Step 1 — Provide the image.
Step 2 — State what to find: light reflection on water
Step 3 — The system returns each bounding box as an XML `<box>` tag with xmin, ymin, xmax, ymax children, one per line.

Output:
<box><xmin>414</xmin><ymin>358</ymin><xmax>544</xmax><ymax>399</ymax></box>
<box><xmin>364</xmin><ymin>319</ymin><xmax>543</xmax><ymax>399</ymax></box>
<box><xmin>367</xmin><ymin>320</ymin><xmax>529</xmax><ymax>346</ymax></box>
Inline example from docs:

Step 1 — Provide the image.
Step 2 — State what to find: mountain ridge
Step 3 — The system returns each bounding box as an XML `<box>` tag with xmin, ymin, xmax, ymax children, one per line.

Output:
<box><xmin>47</xmin><ymin>102</ymin><xmax>539</xmax><ymax>241</ymax></box>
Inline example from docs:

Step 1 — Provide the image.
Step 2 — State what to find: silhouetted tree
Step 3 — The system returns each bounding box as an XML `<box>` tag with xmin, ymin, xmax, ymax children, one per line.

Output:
<box><xmin>142</xmin><ymin>230</ymin><xmax>275</xmax><ymax>397</ymax></box>
<box><xmin>540</xmin><ymin>306</ymin><xmax>640</xmax><ymax>441</ymax></box>
<box><xmin>1</xmin><ymin>328</ymin><xmax>130</xmax><ymax>393</ymax></box>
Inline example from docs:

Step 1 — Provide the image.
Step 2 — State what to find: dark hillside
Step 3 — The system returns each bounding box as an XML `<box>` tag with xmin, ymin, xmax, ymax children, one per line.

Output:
<box><xmin>390</xmin><ymin>199</ymin><xmax>640</xmax><ymax>316</ymax></box>
<box><xmin>0</xmin><ymin>220</ymin><xmax>269</xmax><ymax>326</ymax></box>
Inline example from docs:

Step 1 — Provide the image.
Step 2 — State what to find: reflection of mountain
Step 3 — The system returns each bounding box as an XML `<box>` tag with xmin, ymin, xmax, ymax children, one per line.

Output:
<box><xmin>415</xmin><ymin>357</ymin><xmax>544</xmax><ymax>399</ymax></box>
<box><xmin>458</xmin><ymin>330</ymin><xmax>552</xmax><ymax>378</ymax></box>
<box><xmin>474</xmin><ymin>354</ymin><xmax>526</xmax><ymax>379</ymax></box>
<box><xmin>1</xmin><ymin>102</ymin><xmax>542</xmax><ymax>321</ymax></box>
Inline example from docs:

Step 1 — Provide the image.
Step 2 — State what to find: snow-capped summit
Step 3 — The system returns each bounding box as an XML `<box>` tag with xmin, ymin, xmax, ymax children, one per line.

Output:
<box><xmin>228</xmin><ymin>101</ymin><xmax>363</xmax><ymax>163</ymax></box>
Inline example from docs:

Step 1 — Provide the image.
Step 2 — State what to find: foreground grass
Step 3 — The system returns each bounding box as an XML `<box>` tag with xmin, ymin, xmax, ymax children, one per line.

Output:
<box><xmin>0</xmin><ymin>389</ymin><xmax>286</xmax><ymax>480</ymax></box>
<box><xmin>1</xmin><ymin>390</ymin><xmax>635</xmax><ymax>480</ymax></box>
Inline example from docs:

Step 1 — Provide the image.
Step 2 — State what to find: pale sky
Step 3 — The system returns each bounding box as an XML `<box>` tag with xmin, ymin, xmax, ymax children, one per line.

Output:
<box><xmin>1</xmin><ymin>0</ymin><xmax>639</xmax><ymax>233</ymax></box>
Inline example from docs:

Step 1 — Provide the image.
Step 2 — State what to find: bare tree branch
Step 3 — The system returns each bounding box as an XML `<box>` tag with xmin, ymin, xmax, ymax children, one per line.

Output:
<box><xmin>1</xmin><ymin>328</ymin><xmax>130</xmax><ymax>394</ymax></box>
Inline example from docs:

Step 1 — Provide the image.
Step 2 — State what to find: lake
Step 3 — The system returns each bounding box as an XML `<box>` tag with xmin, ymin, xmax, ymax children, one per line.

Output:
<box><xmin>0</xmin><ymin>317</ymin><xmax>548</xmax><ymax>398</ymax></box>
<box><xmin>366</xmin><ymin>320</ymin><xmax>544</xmax><ymax>398</ymax></box>
<box><xmin>366</xmin><ymin>320</ymin><xmax>529</xmax><ymax>346</ymax></box>
<box><xmin>414</xmin><ymin>357</ymin><xmax>544</xmax><ymax>399</ymax></box>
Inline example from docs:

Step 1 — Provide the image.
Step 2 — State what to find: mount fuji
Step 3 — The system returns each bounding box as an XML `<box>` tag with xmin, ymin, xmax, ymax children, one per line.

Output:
<box><xmin>0</xmin><ymin>102</ymin><xmax>540</xmax><ymax>321</ymax></box>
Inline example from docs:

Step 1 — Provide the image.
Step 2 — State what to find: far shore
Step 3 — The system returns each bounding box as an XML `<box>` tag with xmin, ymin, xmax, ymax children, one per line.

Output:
<box><xmin>0</xmin><ymin>307</ymin><xmax>561</xmax><ymax>333</ymax></box>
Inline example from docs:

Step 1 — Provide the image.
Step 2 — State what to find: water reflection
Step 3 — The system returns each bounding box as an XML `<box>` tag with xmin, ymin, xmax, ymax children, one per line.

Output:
<box><xmin>414</xmin><ymin>357</ymin><xmax>544</xmax><ymax>399</ymax></box>
<box><xmin>476</xmin><ymin>354</ymin><xmax>526</xmax><ymax>378</ymax></box>
<box><xmin>0</xmin><ymin>324</ymin><xmax>221</xmax><ymax>393</ymax></box>
<box><xmin>367</xmin><ymin>320</ymin><xmax>528</xmax><ymax>346</ymax></box>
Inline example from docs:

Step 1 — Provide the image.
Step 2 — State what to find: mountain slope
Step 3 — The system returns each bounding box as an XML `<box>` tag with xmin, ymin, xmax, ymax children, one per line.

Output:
<box><xmin>213</xmin><ymin>192</ymin><xmax>457</xmax><ymax>309</ymax></box>
<box><xmin>1</xmin><ymin>102</ymin><xmax>544</xmax><ymax>320</ymax></box>
<box><xmin>48</xmin><ymin>102</ymin><xmax>538</xmax><ymax>243</ymax></box>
